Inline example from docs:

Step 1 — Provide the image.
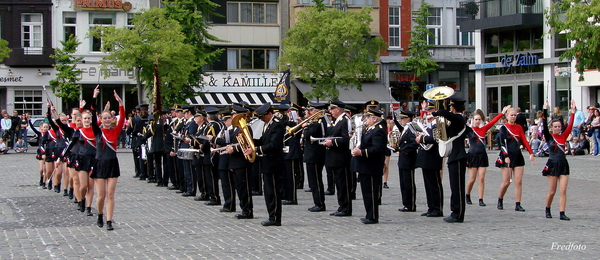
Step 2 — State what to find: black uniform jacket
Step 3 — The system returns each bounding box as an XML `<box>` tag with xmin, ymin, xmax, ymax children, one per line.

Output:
<box><xmin>255</xmin><ymin>116</ymin><xmax>285</xmax><ymax>174</ymax></box>
<box><xmin>394</xmin><ymin>120</ymin><xmax>419</xmax><ymax>169</ymax></box>
<box><xmin>432</xmin><ymin>109</ymin><xmax>467</xmax><ymax>163</ymax></box>
<box><xmin>415</xmin><ymin>126</ymin><xmax>443</xmax><ymax>170</ymax></box>
<box><xmin>352</xmin><ymin>120</ymin><xmax>387</xmax><ymax>175</ymax></box>
<box><xmin>303</xmin><ymin>117</ymin><xmax>327</xmax><ymax>164</ymax></box>
<box><xmin>325</xmin><ymin>114</ymin><xmax>351</xmax><ymax>168</ymax></box>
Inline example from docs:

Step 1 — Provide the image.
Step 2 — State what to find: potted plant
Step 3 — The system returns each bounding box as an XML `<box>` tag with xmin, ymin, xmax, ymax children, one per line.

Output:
<box><xmin>520</xmin><ymin>0</ymin><xmax>537</xmax><ymax>13</ymax></box>
<box><xmin>465</xmin><ymin>2</ymin><xmax>479</xmax><ymax>18</ymax></box>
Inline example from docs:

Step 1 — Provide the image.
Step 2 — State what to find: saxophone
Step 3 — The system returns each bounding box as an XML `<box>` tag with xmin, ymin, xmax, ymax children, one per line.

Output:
<box><xmin>231</xmin><ymin>114</ymin><xmax>256</xmax><ymax>162</ymax></box>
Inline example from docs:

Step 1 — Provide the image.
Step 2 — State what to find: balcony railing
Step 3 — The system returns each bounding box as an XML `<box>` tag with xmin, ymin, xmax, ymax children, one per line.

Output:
<box><xmin>459</xmin><ymin>0</ymin><xmax>543</xmax><ymax>20</ymax></box>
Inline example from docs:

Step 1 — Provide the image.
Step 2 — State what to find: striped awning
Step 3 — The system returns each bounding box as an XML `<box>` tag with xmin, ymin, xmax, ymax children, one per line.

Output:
<box><xmin>187</xmin><ymin>92</ymin><xmax>275</xmax><ymax>106</ymax></box>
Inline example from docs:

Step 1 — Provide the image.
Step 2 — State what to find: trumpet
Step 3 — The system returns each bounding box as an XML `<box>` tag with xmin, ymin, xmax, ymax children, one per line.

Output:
<box><xmin>210</xmin><ymin>144</ymin><xmax>240</xmax><ymax>154</ymax></box>
<box><xmin>284</xmin><ymin>110</ymin><xmax>325</xmax><ymax>142</ymax></box>
<box><xmin>310</xmin><ymin>136</ymin><xmax>343</xmax><ymax>145</ymax></box>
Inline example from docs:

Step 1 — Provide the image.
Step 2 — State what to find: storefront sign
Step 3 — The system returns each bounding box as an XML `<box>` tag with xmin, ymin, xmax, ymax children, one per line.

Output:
<box><xmin>474</xmin><ymin>63</ymin><xmax>497</xmax><ymax>69</ymax></box>
<box><xmin>202</xmin><ymin>72</ymin><xmax>283</xmax><ymax>92</ymax></box>
<box><xmin>554</xmin><ymin>66</ymin><xmax>571</xmax><ymax>77</ymax></box>
<box><xmin>76</xmin><ymin>64</ymin><xmax>136</xmax><ymax>84</ymax></box>
<box><xmin>501</xmin><ymin>52</ymin><xmax>539</xmax><ymax>68</ymax></box>
<box><xmin>0</xmin><ymin>76</ymin><xmax>24</xmax><ymax>83</ymax></box>
<box><xmin>74</xmin><ymin>0</ymin><xmax>133</xmax><ymax>11</ymax></box>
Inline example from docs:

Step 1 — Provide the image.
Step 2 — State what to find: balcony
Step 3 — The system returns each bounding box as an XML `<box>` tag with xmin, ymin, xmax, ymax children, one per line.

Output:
<box><xmin>458</xmin><ymin>0</ymin><xmax>544</xmax><ymax>32</ymax></box>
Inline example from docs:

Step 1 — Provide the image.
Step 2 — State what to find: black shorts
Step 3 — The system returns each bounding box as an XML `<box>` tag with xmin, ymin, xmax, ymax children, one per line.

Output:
<box><xmin>66</xmin><ymin>153</ymin><xmax>77</xmax><ymax>168</ymax></box>
<box><xmin>36</xmin><ymin>149</ymin><xmax>44</xmax><ymax>160</ymax></box>
<box><xmin>542</xmin><ymin>159</ymin><xmax>570</xmax><ymax>177</ymax></box>
<box><xmin>91</xmin><ymin>158</ymin><xmax>120</xmax><ymax>179</ymax></box>
<box><xmin>44</xmin><ymin>149</ymin><xmax>57</xmax><ymax>162</ymax></box>
<box><xmin>466</xmin><ymin>152</ymin><xmax>489</xmax><ymax>168</ymax></box>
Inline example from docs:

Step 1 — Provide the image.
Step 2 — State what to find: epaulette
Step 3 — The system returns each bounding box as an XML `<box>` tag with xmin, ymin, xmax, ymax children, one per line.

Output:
<box><xmin>274</xmin><ymin>118</ymin><xmax>280</xmax><ymax>122</ymax></box>
<box><xmin>378</xmin><ymin>125</ymin><xmax>383</xmax><ymax>128</ymax></box>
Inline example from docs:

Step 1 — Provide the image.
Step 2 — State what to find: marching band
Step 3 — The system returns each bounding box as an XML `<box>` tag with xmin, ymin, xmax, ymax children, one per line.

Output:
<box><xmin>28</xmin><ymin>89</ymin><xmax>578</xmax><ymax>229</ymax></box>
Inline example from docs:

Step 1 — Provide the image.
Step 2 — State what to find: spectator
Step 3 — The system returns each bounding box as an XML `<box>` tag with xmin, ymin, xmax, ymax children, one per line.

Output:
<box><xmin>0</xmin><ymin>139</ymin><xmax>7</xmax><ymax>154</ymax></box>
<box><xmin>572</xmin><ymin>106</ymin><xmax>586</xmax><ymax>138</ymax></box>
<box><xmin>569</xmin><ymin>136</ymin><xmax>586</xmax><ymax>155</ymax></box>
<box><xmin>18</xmin><ymin>113</ymin><xmax>28</xmax><ymax>148</ymax></box>
<box><xmin>1</xmin><ymin>113</ymin><xmax>11</xmax><ymax>140</ymax></box>
<box><xmin>530</xmin><ymin>133</ymin><xmax>541</xmax><ymax>155</ymax></box>
<box><xmin>579</xmin><ymin>132</ymin><xmax>591</xmax><ymax>155</ymax></box>
<box><xmin>14</xmin><ymin>137</ymin><xmax>27</xmax><ymax>153</ymax></box>
<box><xmin>10</xmin><ymin>111</ymin><xmax>20</xmax><ymax>148</ymax></box>
<box><xmin>551</xmin><ymin>106</ymin><xmax>564</xmax><ymax>127</ymax></box>
<box><xmin>590</xmin><ymin>109</ymin><xmax>600</xmax><ymax>156</ymax></box>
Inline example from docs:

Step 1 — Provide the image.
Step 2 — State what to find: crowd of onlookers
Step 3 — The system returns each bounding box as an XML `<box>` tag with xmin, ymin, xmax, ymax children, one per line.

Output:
<box><xmin>0</xmin><ymin>109</ymin><xmax>33</xmax><ymax>154</ymax></box>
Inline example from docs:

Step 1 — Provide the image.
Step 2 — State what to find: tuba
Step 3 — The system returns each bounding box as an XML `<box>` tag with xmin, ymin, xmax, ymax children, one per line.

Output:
<box><xmin>387</xmin><ymin>128</ymin><xmax>401</xmax><ymax>149</ymax></box>
<box><xmin>231</xmin><ymin>114</ymin><xmax>256</xmax><ymax>162</ymax></box>
<box><xmin>349</xmin><ymin>114</ymin><xmax>365</xmax><ymax>150</ymax></box>
<box><xmin>422</xmin><ymin>86</ymin><xmax>455</xmax><ymax>157</ymax></box>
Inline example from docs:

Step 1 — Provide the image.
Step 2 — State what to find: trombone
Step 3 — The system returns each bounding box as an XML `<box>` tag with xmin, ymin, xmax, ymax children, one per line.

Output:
<box><xmin>310</xmin><ymin>136</ymin><xmax>343</xmax><ymax>145</ymax></box>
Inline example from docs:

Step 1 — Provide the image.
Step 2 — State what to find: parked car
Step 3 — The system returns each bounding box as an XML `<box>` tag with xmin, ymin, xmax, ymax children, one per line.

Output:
<box><xmin>27</xmin><ymin>118</ymin><xmax>47</xmax><ymax>146</ymax></box>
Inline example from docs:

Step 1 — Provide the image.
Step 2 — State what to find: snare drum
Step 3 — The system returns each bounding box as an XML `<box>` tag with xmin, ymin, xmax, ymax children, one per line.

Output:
<box><xmin>176</xmin><ymin>148</ymin><xmax>200</xmax><ymax>160</ymax></box>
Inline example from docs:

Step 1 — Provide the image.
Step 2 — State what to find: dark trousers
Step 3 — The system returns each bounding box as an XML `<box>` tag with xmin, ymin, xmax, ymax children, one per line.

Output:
<box><xmin>203</xmin><ymin>164</ymin><xmax>220</xmax><ymax>201</ymax></box>
<box><xmin>283</xmin><ymin>159</ymin><xmax>299</xmax><ymax>202</ymax></box>
<box><xmin>350</xmin><ymin>171</ymin><xmax>357</xmax><ymax>199</ymax></box>
<box><xmin>294</xmin><ymin>157</ymin><xmax>304</xmax><ymax>189</ymax></box>
<box><xmin>147</xmin><ymin>153</ymin><xmax>155</xmax><ymax>180</ymax></box>
<box><xmin>163</xmin><ymin>153</ymin><xmax>175</xmax><ymax>186</ymax></box>
<box><xmin>193</xmin><ymin>164</ymin><xmax>205</xmax><ymax>197</ymax></box>
<box><xmin>448</xmin><ymin>158</ymin><xmax>466</xmax><ymax>221</ymax></box>
<box><xmin>359</xmin><ymin>173</ymin><xmax>381</xmax><ymax>221</ymax></box>
<box><xmin>422</xmin><ymin>168</ymin><xmax>443</xmax><ymax>213</ymax></box>
<box><xmin>306</xmin><ymin>162</ymin><xmax>325</xmax><ymax>207</ymax></box>
<box><xmin>233</xmin><ymin>167</ymin><xmax>253</xmax><ymax>214</ymax></box>
<box><xmin>220</xmin><ymin>169</ymin><xmax>236</xmax><ymax>211</ymax></box>
<box><xmin>399</xmin><ymin>168</ymin><xmax>416</xmax><ymax>211</ymax></box>
<box><xmin>176</xmin><ymin>158</ymin><xmax>185</xmax><ymax>190</ymax></box>
<box><xmin>263</xmin><ymin>172</ymin><xmax>283</xmax><ymax>223</ymax></box>
<box><xmin>182</xmin><ymin>160</ymin><xmax>194</xmax><ymax>195</ymax></box>
<box><xmin>326</xmin><ymin>166</ymin><xmax>335</xmax><ymax>194</ymax></box>
<box><xmin>152</xmin><ymin>152</ymin><xmax>164</xmax><ymax>183</ymax></box>
<box><xmin>132</xmin><ymin>147</ymin><xmax>140</xmax><ymax>177</ymax></box>
<box><xmin>329</xmin><ymin>166</ymin><xmax>352</xmax><ymax>214</ymax></box>
<box><xmin>140</xmin><ymin>156</ymin><xmax>148</xmax><ymax>179</ymax></box>
<box><xmin>251</xmin><ymin>161</ymin><xmax>262</xmax><ymax>193</ymax></box>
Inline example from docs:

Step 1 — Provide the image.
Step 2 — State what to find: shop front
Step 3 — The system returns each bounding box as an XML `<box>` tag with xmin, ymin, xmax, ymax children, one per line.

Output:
<box><xmin>0</xmin><ymin>67</ymin><xmax>56</xmax><ymax>117</ymax></box>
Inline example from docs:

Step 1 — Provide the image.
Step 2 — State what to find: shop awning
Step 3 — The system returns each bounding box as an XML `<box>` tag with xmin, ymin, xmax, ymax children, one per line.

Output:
<box><xmin>293</xmin><ymin>80</ymin><xmax>395</xmax><ymax>104</ymax></box>
<box><xmin>187</xmin><ymin>92</ymin><xmax>275</xmax><ymax>106</ymax></box>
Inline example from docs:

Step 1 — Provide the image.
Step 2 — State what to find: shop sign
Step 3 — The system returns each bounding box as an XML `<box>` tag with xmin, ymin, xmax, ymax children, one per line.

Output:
<box><xmin>74</xmin><ymin>0</ymin><xmax>133</xmax><ymax>11</ymax></box>
<box><xmin>554</xmin><ymin>66</ymin><xmax>571</xmax><ymax>77</ymax></box>
<box><xmin>501</xmin><ymin>52</ymin><xmax>539</xmax><ymax>68</ymax></box>
<box><xmin>202</xmin><ymin>72</ymin><xmax>283</xmax><ymax>92</ymax></box>
<box><xmin>0</xmin><ymin>76</ymin><xmax>24</xmax><ymax>83</ymax></box>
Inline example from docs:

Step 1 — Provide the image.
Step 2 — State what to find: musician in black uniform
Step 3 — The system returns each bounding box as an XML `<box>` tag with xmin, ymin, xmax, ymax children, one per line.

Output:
<box><xmin>169</xmin><ymin>106</ymin><xmax>185</xmax><ymax>191</ymax></box>
<box><xmin>278</xmin><ymin>104</ymin><xmax>301</xmax><ymax>205</ymax></box>
<box><xmin>227</xmin><ymin>105</ymin><xmax>254</xmax><ymax>219</ymax></box>
<box><xmin>393</xmin><ymin>110</ymin><xmax>419</xmax><ymax>212</ymax></box>
<box><xmin>303</xmin><ymin>102</ymin><xmax>328</xmax><ymax>212</ymax></box>
<box><xmin>244</xmin><ymin>103</ymin><xmax>285</xmax><ymax>226</ymax></box>
<box><xmin>142</xmin><ymin>116</ymin><xmax>156</xmax><ymax>183</ymax></box>
<box><xmin>238</xmin><ymin>101</ymin><xmax>263</xmax><ymax>196</ymax></box>
<box><xmin>213</xmin><ymin>112</ymin><xmax>235</xmax><ymax>212</ymax></box>
<box><xmin>351</xmin><ymin>108</ymin><xmax>387</xmax><ymax>224</ymax></box>
<box><xmin>415</xmin><ymin>108</ymin><xmax>444</xmax><ymax>217</ymax></box>
<box><xmin>192</xmin><ymin>112</ymin><xmax>208</xmax><ymax>201</ymax></box>
<box><xmin>200</xmin><ymin>107</ymin><xmax>223</xmax><ymax>205</ymax></box>
<box><xmin>180</xmin><ymin>106</ymin><xmax>197</xmax><ymax>197</ymax></box>
<box><xmin>324</xmin><ymin>100</ymin><xmax>352</xmax><ymax>217</ymax></box>
<box><xmin>345</xmin><ymin>104</ymin><xmax>359</xmax><ymax>200</ymax></box>
<box><xmin>324</xmin><ymin>111</ymin><xmax>335</xmax><ymax>196</ymax></box>
<box><xmin>290</xmin><ymin>103</ymin><xmax>305</xmax><ymax>190</ymax></box>
<box><xmin>432</xmin><ymin>97</ymin><xmax>468</xmax><ymax>223</ymax></box>
<box><xmin>128</xmin><ymin>104</ymin><xmax>149</xmax><ymax>179</ymax></box>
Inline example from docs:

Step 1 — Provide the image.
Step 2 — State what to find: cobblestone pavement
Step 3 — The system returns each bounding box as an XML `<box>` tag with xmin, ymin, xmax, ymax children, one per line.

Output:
<box><xmin>0</xmin><ymin>149</ymin><xmax>597</xmax><ymax>259</ymax></box>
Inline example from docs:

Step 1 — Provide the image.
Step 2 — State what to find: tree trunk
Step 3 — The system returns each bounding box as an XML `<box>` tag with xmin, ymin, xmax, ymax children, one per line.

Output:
<box><xmin>135</xmin><ymin>67</ymin><xmax>143</xmax><ymax>105</ymax></box>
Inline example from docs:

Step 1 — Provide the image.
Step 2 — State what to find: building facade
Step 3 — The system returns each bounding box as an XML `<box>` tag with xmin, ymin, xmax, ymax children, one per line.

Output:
<box><xmin>459</xmin><ymin>0</ymin><xmax>592</xmax><ymax>115</ymax></box>
<box><xmin>380</xmin><ymin>0</ymin><xmax>475</xmax><ymax>111</ymax></box>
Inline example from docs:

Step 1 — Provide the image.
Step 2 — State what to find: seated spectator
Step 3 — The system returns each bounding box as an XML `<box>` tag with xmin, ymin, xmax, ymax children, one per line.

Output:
<box><xmin>535</xmin><ymin>139</ymin><xmax>549</xmax><ymax>157</ymax></box>
<box><xmin>0</xmin><ymin>139</ymin><xmax>7</xmax><ymax>154</ymax></box>
<box><xmin>14</xmin><ymin>137</ymin><xmax>27</xmax><ymax>153</ymax></box>
<box><xmin>579</xmin><ymin>133</ymin><xmax>591</xmax><ymax>155</ymax></box>
<box><xmin>530</xmin><ymin>133</ymin><xmax>541</xmax><ymax>155</ymax></box>
<box><xmin>570</xmin><ymin>136</ymin><xmax>586</xmax><ymax>155</ymax></box>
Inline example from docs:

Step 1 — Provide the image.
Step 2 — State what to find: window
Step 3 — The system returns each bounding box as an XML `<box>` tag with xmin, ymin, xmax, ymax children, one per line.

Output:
<box><xmin>227</xmin><ymin>48</ymin><xmax>278</xmax><ymax>70</ymax></box>
<box><xmin>426</xmin><ymin>8</ymin><xmax>441</xmax><ymax>45</ymax></box>
<box><xmin>389</xmin><ymin>7</ymin><xmax>400</xmax><ymax>48</ymax></box>
<box><xmin>227</xmin><ymin>2</ymin><xmax>277</xmax><ymax>24</ymax></box>
<box><xmin>14</xmin><ymin>90</ymin><xmax>43</xmax><ymax>116</ymax></box>
<box><xmin>63</xmin><ymin>12</ymin><xmax>76</xmax><ymax>41</ymax></box>
<box><xmin>348</xmin><ymin>0</ymin><xmax>373</xmax><ymax>6</ymax></box>
<box><xmin>22</xmin><ymin>14</ymin><xmax>43</xmax><ymax>55</ymax></box>
<box><xmin>456</xmin><ymin>10</ymin><xmax>473</xmax><ymax>46</ymax></box>
<box><xmin>89</xmin><ymin>13</ymin><xmax>116</xmax><ymax>52</ymax></box>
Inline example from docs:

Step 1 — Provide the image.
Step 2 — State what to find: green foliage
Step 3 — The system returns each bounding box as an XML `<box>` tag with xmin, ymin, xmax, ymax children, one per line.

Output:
<box><xmin>399</xmin><ymin>0</ymin><xmax>438</xmax><ymax>96</ymax></box>
<box><xmin>162</xmin><ymin>0</ymin><xmax>225</xmax><ymax>99</ymax></box>
<box><xmin>88</xmin><ymin>7</ymin><xmax>198</xmax><ymax>107</ymax></box>
<box><xmin>280</xmin><ymin>7</ymin><xmax>385</xmax><ymax>100</ymax></box>
<box><xmin>49</xmin><ymin>34</ymin><xmax>84</xmax><ymax>101</ymax></box>
<box><xmin>0</xmin><ymin>39</ymin><xmax>11</xmax><ymax>62</ymax></box>
<box><xmin>546</xmin><ymin>0</ymin><xmax>600</xmax><ymax>81</ymax></box>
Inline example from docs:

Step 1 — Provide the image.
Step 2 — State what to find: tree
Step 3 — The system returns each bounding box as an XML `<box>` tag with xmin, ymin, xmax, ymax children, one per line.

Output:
<box><xmin>399</xmin><ymin>0</ymin><xmax>438</xmax><ymax>105</ymax></box>
<box><xmin>546</xmin><ymin>0</ymin><xmax>600</xmax><ymax>81</ymax></box>
<box><xmin>162</xmin><ymin>0</ymin><xmax>224</xmax><ymax>95</ymax></box>
<box><xmin>279</xmin><ymin>0</ymin><xmax>385</xmax><ymax>100</ymax></box>
<box><xmin>49</xmin><ymin>34</ymin><xmax>84</xmax><ymax>102</ymax></box>
<box><xmin>0</xmin><ymin>39</ymin><xmax>10</xmax><ymax>62</ymax></box>
<box><xmin>89</xmin><ymin>7</ymin><xmax>198</xmax><ymax>107</ymax></box>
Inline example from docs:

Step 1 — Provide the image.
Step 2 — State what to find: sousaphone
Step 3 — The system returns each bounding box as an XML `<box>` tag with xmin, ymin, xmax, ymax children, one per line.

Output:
<box><xmin>422</xmin><ymin>86</ymin><xmax>455</xmax><ymax>157</ymax></box>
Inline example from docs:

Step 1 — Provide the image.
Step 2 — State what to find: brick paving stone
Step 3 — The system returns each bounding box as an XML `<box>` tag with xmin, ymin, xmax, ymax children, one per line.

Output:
<box><xmin>0</xmin><ymin>150</ymin><xmax>598</xmax><ymax>258</ymax></box>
